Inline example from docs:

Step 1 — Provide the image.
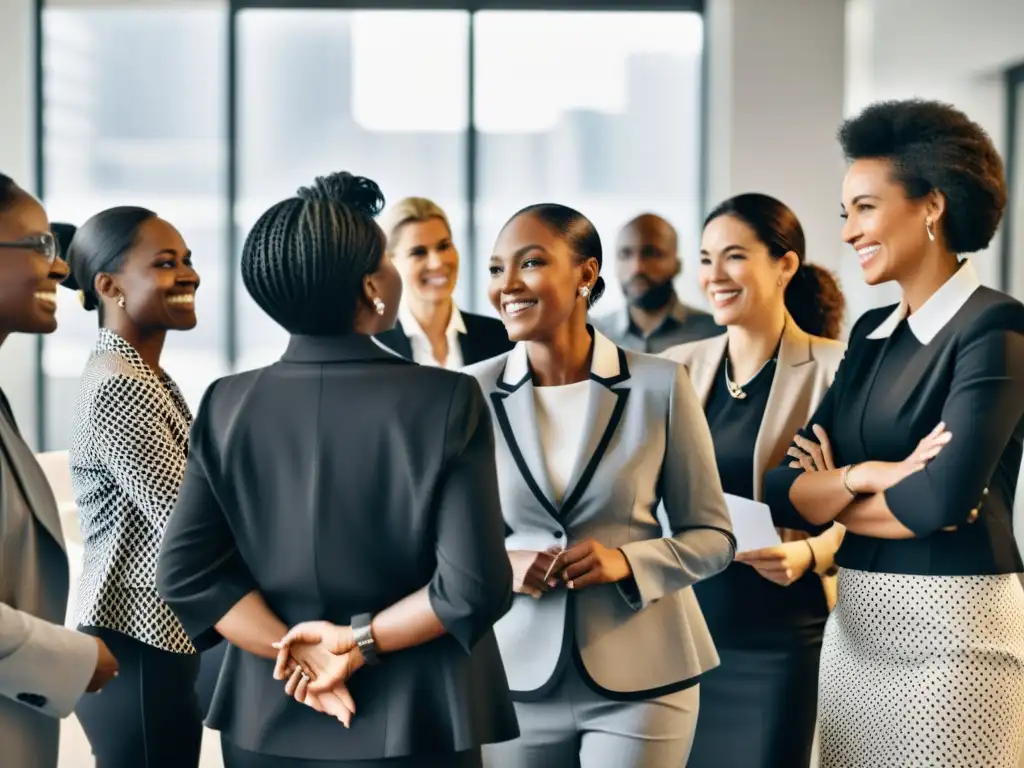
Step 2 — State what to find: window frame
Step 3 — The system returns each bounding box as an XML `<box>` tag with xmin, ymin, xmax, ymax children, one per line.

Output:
<box><xmin>1003</xmin><ymin>61</ymin><xmax>1024</xmax><ymax>297</ymax></box>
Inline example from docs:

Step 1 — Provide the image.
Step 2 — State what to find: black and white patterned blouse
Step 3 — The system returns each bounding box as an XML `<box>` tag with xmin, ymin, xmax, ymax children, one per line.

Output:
<box><xmin>70</xmin><ymin>329</ymin><xmax>195</xmax><ymax>654</ymax></box>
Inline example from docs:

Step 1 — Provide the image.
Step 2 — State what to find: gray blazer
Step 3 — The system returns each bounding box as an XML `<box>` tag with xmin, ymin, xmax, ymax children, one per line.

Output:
<box><xmin>0</xmin><ymin>392</ymin><xmax>97</xmax><ymax>768</ymax></box>
<box><xmin>465</xmin><ymin>330</ymin><xmax>735</xmax><ymax>699</ymax></box>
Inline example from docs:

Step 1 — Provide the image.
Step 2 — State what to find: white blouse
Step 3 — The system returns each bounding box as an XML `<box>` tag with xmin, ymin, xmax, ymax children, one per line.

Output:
<box><xmin>533</xmin><ymin>380</ymin><xmax>590</xmax><ymax>503</ymax></box>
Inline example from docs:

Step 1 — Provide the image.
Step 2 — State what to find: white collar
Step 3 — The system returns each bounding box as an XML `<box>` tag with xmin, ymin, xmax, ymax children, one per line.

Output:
<box><xmin>501</xmin><ymin>328</ymin><xmax>622</xmax><ymax>386</ymax></box>
<box><xmin>866</xmin><ymin>259</ymin><xmax>981</xmax><ymax>344</ymax></box>
<box><xmin>398</xmin><ymin>301</ymin><xmax>467</xmax><ymax>341</ymax></box>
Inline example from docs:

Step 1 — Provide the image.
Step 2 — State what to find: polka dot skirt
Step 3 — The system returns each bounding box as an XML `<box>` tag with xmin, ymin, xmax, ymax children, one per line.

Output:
<box><xmin>818</xmin><ymin>569</ymin><xmax>1024</xmax><ymax>767</ymax></box>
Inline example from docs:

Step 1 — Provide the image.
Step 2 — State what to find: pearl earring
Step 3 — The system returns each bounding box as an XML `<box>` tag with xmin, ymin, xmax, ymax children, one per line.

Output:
<box><xmin>373</xmin><ymin>297</ymin><xmax>386</xmax><ymax>316</ymax></box>
<box><xmin>925</xmin><ymin>218</ymin><xmax>936</xmax><ymax>242</ymax></box>
<box><xmin>579</xmin><ymin>286</ymin><xmax>590</xmax><ymax>299</ymax></box>
<box><xmin>117</xmin><ymin>295</ymin><xmax>126</xmax><ymax>309</ymax></box>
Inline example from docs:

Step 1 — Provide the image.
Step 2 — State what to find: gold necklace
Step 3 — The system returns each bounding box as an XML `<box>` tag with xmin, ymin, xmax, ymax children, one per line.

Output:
<box><xmin>724</xmin><ymin>356</ymin><xmax>775</xmax><ymax>400</ymax></box>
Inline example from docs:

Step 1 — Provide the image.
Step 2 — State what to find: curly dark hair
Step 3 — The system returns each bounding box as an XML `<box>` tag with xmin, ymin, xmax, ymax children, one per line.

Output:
<box><xmin>838</xmin><ymin>99</ymin><xmax>1006</xmax><ymax>254</ymax></box>
<box><xmin>705</xmin><ymin>193</ymin><xmax>845</xmax><ymax>340</ymax></box>
<box><xmin>241</xmin><ymin>171</ymin><xmax>386</xmax><ymax>335</ymax></box>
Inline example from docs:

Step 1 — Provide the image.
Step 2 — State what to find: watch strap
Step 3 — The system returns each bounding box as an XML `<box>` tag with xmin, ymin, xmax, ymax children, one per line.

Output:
<box><xmin>351</xmin><ymin>613</ymin><xmax>380</xmax><ymax>665</ymax></box>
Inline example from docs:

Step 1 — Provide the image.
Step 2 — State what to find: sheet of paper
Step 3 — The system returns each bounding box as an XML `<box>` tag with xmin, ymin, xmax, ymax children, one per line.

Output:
<box><xmin>725</xmin><ymin>493</ymin><xmax>782</xmax><ymax>553</ymax></box>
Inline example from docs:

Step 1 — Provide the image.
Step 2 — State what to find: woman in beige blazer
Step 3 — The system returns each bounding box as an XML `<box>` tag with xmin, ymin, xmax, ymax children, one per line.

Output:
<box><xmin>663</xmin><ymin>193</ymin><xmax>846</xmax><ymax>768</ymax></box>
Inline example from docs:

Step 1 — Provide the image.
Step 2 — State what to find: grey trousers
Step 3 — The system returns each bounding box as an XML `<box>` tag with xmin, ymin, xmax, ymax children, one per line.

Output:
<box><xmin>483</xmin><ymin>662</ymin><xmax>699</xmax><ymax>768</ymax></box>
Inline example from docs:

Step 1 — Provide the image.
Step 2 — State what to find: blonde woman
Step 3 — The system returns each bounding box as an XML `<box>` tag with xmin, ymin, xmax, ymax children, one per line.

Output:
<box><xmin>376</xmin><ymin>197</ymin><xmax>512</xmax><ymax>367</ymax></box>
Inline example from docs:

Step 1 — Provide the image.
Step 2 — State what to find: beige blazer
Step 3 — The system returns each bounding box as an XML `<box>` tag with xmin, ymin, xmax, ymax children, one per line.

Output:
<box><xmin>663</xmin><ymin>318</ymin><xmax>846</xmax><ymax>606</ymax></box>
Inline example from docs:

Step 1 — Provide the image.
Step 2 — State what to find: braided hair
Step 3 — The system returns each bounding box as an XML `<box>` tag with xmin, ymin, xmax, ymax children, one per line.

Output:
<box><xmin>241</xmin><ymin>172</ymin><xmax>386</xmax><ymax>335</ymax></box>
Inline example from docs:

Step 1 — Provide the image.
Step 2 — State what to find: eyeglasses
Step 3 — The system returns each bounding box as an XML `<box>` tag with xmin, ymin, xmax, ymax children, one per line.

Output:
<box><xmin>0</xmin><ymin>233</ymin><xmax>59</xmax><ymax>265</ymax></box>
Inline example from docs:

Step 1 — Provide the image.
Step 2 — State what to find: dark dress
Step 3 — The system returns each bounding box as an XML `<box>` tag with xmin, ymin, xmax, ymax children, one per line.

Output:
<box><xmin>687</xmin><ymin>358</ymin><xmax>825</xmax><ymax>768</ymax></box>
<box><xmin>765</xmin><ymin>273</ymin><xmax>1024</xmax><ymax>767</ymax></box>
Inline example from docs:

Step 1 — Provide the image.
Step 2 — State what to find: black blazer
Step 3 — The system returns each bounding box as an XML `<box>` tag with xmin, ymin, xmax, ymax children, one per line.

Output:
<box><xmin>155</xmin><ymin>334</ymin><xmax>518</xmax><ymax>761</ymax></box>
<box><xmin>375</xmin><ymin>311</ymin><xmax>514</xmax><ymax>366</ymax></box>
<box><xmin>765</xmin><ymin>286</ymin><xmax>1024</xmax><ymax>576</ymax></box>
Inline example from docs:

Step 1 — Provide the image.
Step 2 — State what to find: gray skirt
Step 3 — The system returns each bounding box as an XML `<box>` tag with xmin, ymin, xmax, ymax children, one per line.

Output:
<box><xmin>818</xmin><ymin>569</ymin><xmax>1024</xmax><ymax>768</ymax></box>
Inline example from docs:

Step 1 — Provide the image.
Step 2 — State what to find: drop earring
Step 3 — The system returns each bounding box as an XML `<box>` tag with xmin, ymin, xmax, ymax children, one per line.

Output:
<box><xmin>579</xmin><ymin>286</ymin><xmax>590</xmax><ymax>299</ymax></box>
<box><xmin>373</xmin><ymin>297</ymin><xmax>386</xmax><ymax>316</ymax></box>
<box><xmin>925</xmin><ymin>218</ymin><xmax>936</xmax><ymax>242</ymax></box>
<box><xmin>117</xmin><ymin>295</ymin><xmax>126</xmax><ymax>309</ymax></box>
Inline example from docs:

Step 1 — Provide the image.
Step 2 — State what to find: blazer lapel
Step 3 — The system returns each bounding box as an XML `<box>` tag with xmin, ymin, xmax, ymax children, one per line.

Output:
<box><xmin>0</xmin><ymin>403</ymin><xmax>66</xmax><ymax>551</ymax></box>
<box><xmin>491</xmin><ymin>344</ymin><xmax>559</xmax><ymax>518</ymax></box>
<box><xmin>559</xmin><ymin>332</ymin><xmax>630</xmax><ymax>517</ymax></box>
<box><xmin>489</xmin><ymin>331</ymin><xmax>630</xmax><ymax>520</ymax></box>
<box><xmin>752</xmin><ymin>319</ymin><xmax>815</xmax><ymax>500</ymax></box>
<box><xmin>688</xmin><ymin>333</ymin><xmax>729</xmax><ymax>407</ymax></box>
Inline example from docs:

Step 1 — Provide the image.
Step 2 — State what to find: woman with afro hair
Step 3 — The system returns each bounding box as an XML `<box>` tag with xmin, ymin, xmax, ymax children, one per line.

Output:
<box><xmin>766</xmin><ymin>99</ymin><xmax>1024</xmax><ymax>766</ymax></box>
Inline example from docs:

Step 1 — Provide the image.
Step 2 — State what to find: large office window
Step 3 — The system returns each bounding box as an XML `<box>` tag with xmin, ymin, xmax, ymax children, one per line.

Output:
<box><xmin>41</xmin><ymin>6</ymin><xmax>228</xmax><ymax>449</ymax></box>
<box><xmin>235</xmin><ymin>9</ymin><xmax>469</xmax><ymax>371</ymax></box>
<box><xmin>473</xmin><ymin>11</ymin><xmax>704</xmax><ymax>315</ymax></box>
<box><xmin>38</xmin><ymin>2</ymin><xmax>703</xmax><ymax>448</ymax></box>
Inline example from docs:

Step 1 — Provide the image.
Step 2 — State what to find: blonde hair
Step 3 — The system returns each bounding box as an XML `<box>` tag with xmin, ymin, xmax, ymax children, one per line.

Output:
<box><xmin>380</xmin><ymin>197</ymin><xmax>452</xmax><ymax>251</ymax></box>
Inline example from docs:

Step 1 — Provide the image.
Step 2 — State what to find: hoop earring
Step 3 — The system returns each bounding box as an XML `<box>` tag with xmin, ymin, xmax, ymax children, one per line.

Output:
<box><xmin>925</xmin><ymin>218</ymin><xmax>936</xmax><ymax>242</ymax></box>
<box><xmin>373</xmin><ymin>297</ymin><xmax>386</xmax><ymax>316</ymax></box>
<box><xmin>117</xmin><ymin>295</ymin><xmax>126</xmax><ymax>309</ymax></box>
<box><xmin>578</xmin><ymin>286</ymin><xmax>590</xmax><ymax>299</ymax></box>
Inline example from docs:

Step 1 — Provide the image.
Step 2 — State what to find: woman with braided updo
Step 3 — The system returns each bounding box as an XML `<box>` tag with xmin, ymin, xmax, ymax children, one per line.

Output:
<box><xmin>156</xmin><ymin>171</ymin><xmax>518</xmax><ymax>768</ymax></box>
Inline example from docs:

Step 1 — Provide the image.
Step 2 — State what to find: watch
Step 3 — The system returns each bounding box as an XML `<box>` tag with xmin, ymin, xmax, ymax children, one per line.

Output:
<box><xmin>351</xmin><ymin>613</ymin><xmax>380</xmax><ymax>666</ymax></box>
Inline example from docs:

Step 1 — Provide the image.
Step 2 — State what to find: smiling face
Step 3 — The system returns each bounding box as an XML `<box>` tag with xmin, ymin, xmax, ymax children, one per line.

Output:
<box><xmin>841</xmin><ymin>157</ymin><xmax>937</xmax><ymax>286</ymax></box>
<box><xmin>0</xmin><ymin>192</ymin><xmax>70</xmax><ymax>337</ymax></box>
<box><xmin>488</xmin><ymin>212</ymin><xmax>596</xmax><ymax>342</ymax></box>
<box><xmin>698</xmin><ymin>214</ymin><xmax>796</xmax><ymax>328</ymax></box>
<box><xmin>390</xmin><ymin>217</ymin><xmax>459</xmax><ymax>305</ymax></box>
<box><xmin>100</xmin><ymin>217</ymin><xmax>200</xmax><ymax>332</ymax></box>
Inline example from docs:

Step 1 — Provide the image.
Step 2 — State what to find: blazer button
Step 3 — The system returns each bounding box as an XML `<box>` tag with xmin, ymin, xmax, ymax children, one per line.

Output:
<box><xmin>16</xmin><ymin>693</ymin><xmax>47</xmax><ymax>708</ymax></box>
<box><xmin>553</xmin><ymin>531</ymin><xmax>564</xmax><ymax>538</ymax></box>
<box><xmin>967</xmin><ymin>507</ymin><xmax>979</xmax><ymax>523</ymax></box>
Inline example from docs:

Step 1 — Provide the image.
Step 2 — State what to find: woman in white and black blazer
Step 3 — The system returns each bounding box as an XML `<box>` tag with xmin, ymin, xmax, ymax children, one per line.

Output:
<box><xmin>156</xmin><ymin>172</ymin><xmax>517</xmax><ymax>768</ymax></box>
<box><xmin>664</xmin><ymin>193</ymin><xmax>846</xmax><ymax>768</ymax></box>
<box><xmin>65</xmin><ymin>205</ymin><xmax>204</xmax><ymax>767</ymax></box>
<box><xmin>375</xmin><ymin>197</ymin><xmax>512</xmax><ymax>367</ymax></box>
<box><xmin>469</xmin><ymin>203</ymin><xmax>735</xmax><ymax>768</ymax></box>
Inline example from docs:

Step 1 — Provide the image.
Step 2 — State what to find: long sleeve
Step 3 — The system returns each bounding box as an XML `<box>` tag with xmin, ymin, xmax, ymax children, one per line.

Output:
<box><xmin>763</xmin><ymin>316</ymin><xmax>867</xmax><ymax>533</ymax></box>
<box><xmin>885</xmin><ymin>306</ymin><xmax>1024</xmax><ymax>536</ymax></box>
<box><xmin>156</xmin><ymin>381</ymin><xmax>257</xmax><ymax>651</ymax></box>
<box><xmin>91</xmin><ymin>375</ymin><xmax>186</xmax><ymax>534</ymax></box>
<box><xmin>0</xmin><ymin>602</ymin><xmax>97</xmax><ymax>718</ymax></box>
<box><xmin>428</xmin><ymin>375</ymin><xmax>513</xmax><ymax>653</ymax></box>
<box><xmin>619</xmin><ymin>364</ymin><xmax>735</xmax><ymax>610</ymax></box>
<box><xmin>763</xmin><ymin>380</ymin><xmax>841</xmax><ymax>534</ymax></box>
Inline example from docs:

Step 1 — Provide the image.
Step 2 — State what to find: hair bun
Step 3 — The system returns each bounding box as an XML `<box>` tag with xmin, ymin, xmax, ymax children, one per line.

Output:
<box><xmin>296</xmin><ymin>172</ymin><xmax>385</xmax><ymax>217</ymax></box>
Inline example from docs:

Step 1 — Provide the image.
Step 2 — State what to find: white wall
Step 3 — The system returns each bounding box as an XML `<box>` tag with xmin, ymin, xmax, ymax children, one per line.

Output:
<box><xmin>702</xmin><ymin>0</ymin><xmax>850</xmax><ymax>321</ymax></box>
<box><xmin>0</xmin><ymin>0</ymin><xmax>39</xmax><ymax>444</ymax></box>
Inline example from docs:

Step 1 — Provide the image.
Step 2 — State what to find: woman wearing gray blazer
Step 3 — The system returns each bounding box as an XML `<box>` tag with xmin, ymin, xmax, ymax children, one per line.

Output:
<box><xmin>469</xmin><ymin>203</ymin><xmax>735</xmax><ymax>768</ymax></box>
<box><xmin>0</xmin><ymin>174</ymin><xmax>118</xmax><ymax>768</ymax></box>
<box><xmin>664</xmin><ymin>194</ymin><xmax>846</xmax><ymax>768</ymax></box>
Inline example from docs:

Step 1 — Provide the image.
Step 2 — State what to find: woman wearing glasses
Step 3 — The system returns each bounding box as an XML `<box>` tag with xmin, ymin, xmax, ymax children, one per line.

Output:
<box><xmin>63</xmin><ymin>206</ymin><xmax>204</xmax><ymax>767</ymax></box>
<box><xmin>0</xmin><ymin>173</ymin><xmax>119</xmax><ymax>768</ymax></box>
